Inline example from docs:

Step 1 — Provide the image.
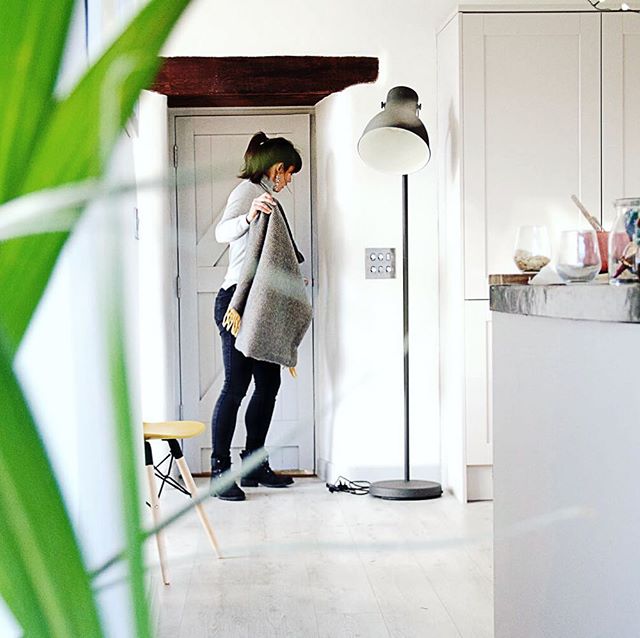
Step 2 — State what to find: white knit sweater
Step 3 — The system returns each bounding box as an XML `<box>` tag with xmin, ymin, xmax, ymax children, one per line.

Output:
<box><xmin>215</xmin><ymin>179</ymin><xmax>275</xmax><ymax>291</ymax></box>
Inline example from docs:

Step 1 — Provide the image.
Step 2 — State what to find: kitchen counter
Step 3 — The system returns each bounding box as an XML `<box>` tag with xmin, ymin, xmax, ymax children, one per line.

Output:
<box><xmin>490</xmin><ymin>282</ymin><xmax>640</xmax><ymax>638</ymax></box>
<box><xmin>490</xmin><ymin>280</ymin><xmax>640</xmax><ymax>323</ymax></box>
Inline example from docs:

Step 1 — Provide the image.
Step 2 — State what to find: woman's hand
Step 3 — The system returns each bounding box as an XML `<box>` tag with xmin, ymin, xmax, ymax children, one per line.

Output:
<box><xmin>247</xmin><ymin>193</ymin><xmax>275</xmax><ymax>223</ymax></box>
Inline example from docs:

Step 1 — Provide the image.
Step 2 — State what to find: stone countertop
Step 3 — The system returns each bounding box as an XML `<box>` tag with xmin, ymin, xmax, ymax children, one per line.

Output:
<box><xmin>490</xmin><ymin>280</ymin><xmax>640</xmax><ymax>323</ymax></box>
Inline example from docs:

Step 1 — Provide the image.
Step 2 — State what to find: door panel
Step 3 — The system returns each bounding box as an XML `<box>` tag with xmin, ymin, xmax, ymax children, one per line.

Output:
<box><xmin>175</xmin><ymin>114</ymin><xmax>313</xmax><ymax>473</ymax></box>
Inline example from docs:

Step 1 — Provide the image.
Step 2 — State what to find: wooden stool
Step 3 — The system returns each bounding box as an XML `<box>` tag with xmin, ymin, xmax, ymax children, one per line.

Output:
<box><xmin>144</xmin><ymin>420</ymin><xmax>221</xmax><ymax>585</ymax></box>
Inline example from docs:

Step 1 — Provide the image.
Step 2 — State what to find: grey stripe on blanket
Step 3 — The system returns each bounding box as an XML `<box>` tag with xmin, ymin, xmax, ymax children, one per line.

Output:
<box><xmin>222</xmin><ymin>192</ymin><xmax>312</xmax><ymax>370</ymax></box>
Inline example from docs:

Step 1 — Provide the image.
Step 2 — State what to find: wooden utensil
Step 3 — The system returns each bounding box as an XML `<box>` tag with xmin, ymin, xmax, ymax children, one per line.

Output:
<box><xmin>571</xmin><ymin>194</ymin><xmax>603</xmax><ymax>232</ymax></box>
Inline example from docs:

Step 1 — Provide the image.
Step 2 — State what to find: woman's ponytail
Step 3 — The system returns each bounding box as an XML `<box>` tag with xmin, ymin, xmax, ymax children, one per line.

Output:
<box><xmin>243</xmin><ymin>131</ymin><xmax>268</xmax><ymax>165</ymax></box>
<box><xmin>239</xmin><ymin>131</ymin><xmax>302</xmax><ymax>183</ymax></box>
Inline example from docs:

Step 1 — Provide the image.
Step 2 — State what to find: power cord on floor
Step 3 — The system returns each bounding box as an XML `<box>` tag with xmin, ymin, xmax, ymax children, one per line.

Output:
<box><xmin>326</xmin><ymin>476</ymin><xmax>371</xmax><ymax>496</ymax></box>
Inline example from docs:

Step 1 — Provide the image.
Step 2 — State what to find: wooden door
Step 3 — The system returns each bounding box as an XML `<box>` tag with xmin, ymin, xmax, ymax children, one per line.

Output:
<box><xmin>462</xmin><ymin>12</ymin><xmax>602</xmax><ymax>299</ymax></box>
<box><xmin>174</xmin><ymin>114</ymin><xmax>313</xmax><ymax>473</ymax></box>
<box><xmin>602</xmin><ymin>14</ymin><xmax>640</xmax><ymax>229</ymax></box>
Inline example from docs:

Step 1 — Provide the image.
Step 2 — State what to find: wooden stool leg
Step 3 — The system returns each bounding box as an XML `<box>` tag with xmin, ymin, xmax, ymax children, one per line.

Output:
<box><xmin>145</xmin><ymin>441</ymin><xmax>170</xmax><ymax>585</ymax></box>
<box><xmin>167</xmin><ymin>440</ymin><xmax>222</xmax><ymax>559</ymax></box>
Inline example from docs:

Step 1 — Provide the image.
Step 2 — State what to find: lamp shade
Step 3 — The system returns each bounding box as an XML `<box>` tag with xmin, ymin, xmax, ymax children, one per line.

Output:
<box><xmin>357</xmin><ymin>86</ymin><xmax>431</xmax><ymax>175</ymax></box>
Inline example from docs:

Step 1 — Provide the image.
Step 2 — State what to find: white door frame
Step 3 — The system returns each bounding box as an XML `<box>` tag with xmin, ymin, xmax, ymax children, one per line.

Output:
<box><xmin>167</xmin><ymin>107</ymin><xmax>317</xmax><ymax>474</ymax></box>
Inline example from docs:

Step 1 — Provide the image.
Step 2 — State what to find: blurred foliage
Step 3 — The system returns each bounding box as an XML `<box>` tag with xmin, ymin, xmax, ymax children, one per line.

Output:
<box><xmin>0</xmin><ymin>1</ymin><xmax>191</xmax><ymax>636</ymax></box>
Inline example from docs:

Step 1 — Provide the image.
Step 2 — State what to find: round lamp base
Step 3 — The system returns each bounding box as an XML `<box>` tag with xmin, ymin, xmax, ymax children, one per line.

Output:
<box><xmin>369</xmin><ymin>479</ymin><xmax>443</xmax><ymax>501</ymax></box>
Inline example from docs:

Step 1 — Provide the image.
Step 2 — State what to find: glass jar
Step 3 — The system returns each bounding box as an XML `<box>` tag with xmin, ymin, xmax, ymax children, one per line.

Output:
<box><xmin>608</xmin><ymin>197</ymin><xmax>640</xmax><ymax>285</ymax></box>
<box><xmin>513</xmin><ymin>225</ymin><xmax>551</xmax><ymax>272</ymax></box>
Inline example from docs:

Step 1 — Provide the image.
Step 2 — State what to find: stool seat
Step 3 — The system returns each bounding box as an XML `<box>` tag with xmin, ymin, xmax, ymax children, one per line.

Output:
<box><xmin>143</xmin><ymin>420</ymin><xmax>205</xmax><ymax>440</ymax></box>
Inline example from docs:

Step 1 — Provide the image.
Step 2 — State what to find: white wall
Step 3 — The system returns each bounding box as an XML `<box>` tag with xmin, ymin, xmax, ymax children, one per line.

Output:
<box><xmin>63</xmin><ymin>137</ymin><xmax>142</xmax><ymax>638</ymax></box>
<box><xmin>134</xmin><ymin>90</ymin><xmax>179</xmax><ymax>422</ymax></box>
<box><xmin>312</xmin><ymin>37</ymin><xmax>440</xmax><ymax>482</ymax></box>
<box><xmin>163</xmin><ymin>0</ymin><xmax>456</xmax><ymax>482</ymax></box>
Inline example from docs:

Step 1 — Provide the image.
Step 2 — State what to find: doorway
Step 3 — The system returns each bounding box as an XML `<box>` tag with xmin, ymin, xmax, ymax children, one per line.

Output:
<box><xmin>171</xmin><ymin>112</ymin><xmax>314</xmax><ymax>474</ymax></box>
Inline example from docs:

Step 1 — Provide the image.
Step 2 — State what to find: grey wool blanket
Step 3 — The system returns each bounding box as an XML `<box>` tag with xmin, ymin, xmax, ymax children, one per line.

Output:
<box><xmin>222</xmin><ymin>188</ymin><xmax>312</xmax><ymax>370</ymax></box>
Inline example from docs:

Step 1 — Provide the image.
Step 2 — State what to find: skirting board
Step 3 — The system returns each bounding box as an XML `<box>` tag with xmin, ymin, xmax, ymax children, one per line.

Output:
<box><xmin>318</xmin><ymin>458</ymin><xmax>442</xmax><ymax>486</ymax></box>
<box><xmin>317</xmin><ymin>457</ymin><xmax>332</xmax><ymax>482</ymax></box>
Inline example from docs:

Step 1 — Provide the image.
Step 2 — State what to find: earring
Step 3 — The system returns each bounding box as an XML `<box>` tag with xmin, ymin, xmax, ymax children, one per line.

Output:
<box><xmin>274</xmin><ymin>174</ymin><xmax>281</xmax><ymax>188</ymax></box>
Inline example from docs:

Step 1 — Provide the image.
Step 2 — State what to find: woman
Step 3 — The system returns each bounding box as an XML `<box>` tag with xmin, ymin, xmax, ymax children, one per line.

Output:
<box><xmin>211</xmin><ymin>131</ymin><xmax>303</xmax><ymax>501</ymax></box>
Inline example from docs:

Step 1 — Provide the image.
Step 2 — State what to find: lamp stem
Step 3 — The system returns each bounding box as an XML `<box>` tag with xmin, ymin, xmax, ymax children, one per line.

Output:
<box><xmin>366</xmin><ymin>167</ymin><xmax>441</xmax><ymax>501</ymax></box>
<box><xmin>402</xmin><ymin>174</ymin><xmax>410</xmax><ymax>482</ymax></box>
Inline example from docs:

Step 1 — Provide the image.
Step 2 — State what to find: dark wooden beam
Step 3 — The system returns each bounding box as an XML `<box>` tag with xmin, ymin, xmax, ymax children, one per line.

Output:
<box><xmin>166</xmin><ymin>93</ymin><xmax>333</xmax><ymax>108</ymax></box>
<box><xmin>150</xmin><ymin>56</ymin><xmax>379</xmax><ymax>108</ymax></box>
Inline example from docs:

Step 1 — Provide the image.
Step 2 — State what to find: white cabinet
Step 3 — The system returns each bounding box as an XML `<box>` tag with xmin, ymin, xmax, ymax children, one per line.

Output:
<box><xmin>462</xmin><ymin>13</ymin><xmax>601</xmax><ymax>300</ymax></box>
<box><xmin>603</xmin><ymin>14</ymin><xmax>640</xmax><ymax>229</ymax></box>
<box><xmin>464</xmin><ymin>301</ymin><xmax>493</xmax><ymax>501</ymax></box>
<box><xmin>464</xmin><ymin>301</ymin><xmax>492</xmax><ymax>466</ymax></box>
<box><xmin>437</xmin><ymin>11</ymin><xmax>620</xmax><ymax>502</ymax></box>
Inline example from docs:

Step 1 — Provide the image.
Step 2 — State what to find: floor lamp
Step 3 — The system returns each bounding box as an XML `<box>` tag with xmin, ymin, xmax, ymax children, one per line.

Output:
<box><xmin>358</xmin><ymin>86</ymin><xmax>443</xmax><ymax>501</ymax></box>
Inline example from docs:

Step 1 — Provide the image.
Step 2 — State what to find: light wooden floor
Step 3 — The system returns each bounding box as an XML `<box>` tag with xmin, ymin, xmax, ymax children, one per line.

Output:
<box><xmin>148</xmin><ymin>478</ymin><xmax>493</xmax><ymax>638</ymax></box>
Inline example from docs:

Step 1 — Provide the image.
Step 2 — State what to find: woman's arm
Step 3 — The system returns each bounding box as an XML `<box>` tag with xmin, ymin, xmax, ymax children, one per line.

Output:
<box><xmin>215</xmin><ymin>185</ymin><xmax>252</xmax><ymax>243</ymax></box>
<box><xmin>215</xmin><ymin>183</ymin><xmax>275</xmax><ymax>243</ymax></box>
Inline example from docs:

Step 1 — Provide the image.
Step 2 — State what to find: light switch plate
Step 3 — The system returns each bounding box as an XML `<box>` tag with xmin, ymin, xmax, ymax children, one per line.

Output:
<box><xmin>365</xmin><ymin>248</ymin><xmax>396</xmax><ymax>279</ymax></box>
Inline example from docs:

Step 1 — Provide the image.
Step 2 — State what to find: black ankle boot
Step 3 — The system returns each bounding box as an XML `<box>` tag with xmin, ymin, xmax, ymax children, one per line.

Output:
<box><xmin>210</xmin><ymin>458</ymin><xmax>246</xmax><ymax>501</ymax></box>
<box><xmin>239</xmin><ymin>450</ymin><xmax>294</xmax><ymax>488</ymax></box>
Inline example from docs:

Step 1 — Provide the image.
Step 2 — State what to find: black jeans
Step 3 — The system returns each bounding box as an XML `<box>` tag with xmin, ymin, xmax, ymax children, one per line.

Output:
<box><xmin>210</xmin><ymin>286</ymin><xmax>281</xmax><ymax>467</ymax></box>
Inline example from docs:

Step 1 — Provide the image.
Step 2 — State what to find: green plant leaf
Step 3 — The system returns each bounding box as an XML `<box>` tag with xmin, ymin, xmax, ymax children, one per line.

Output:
<box><xmin>0</xmin><ymin>517</ymin><xmax>50</xmax><ymax>637</ymax></box>
<box><xmin>105</xmin><ymin>245</ymin><xmax>152</xmax><ymax>638</ymax></box>
<box><xmin>0</xmin><ymin>344</ymin><xmax>104</xmax><ymax>637</ymax></box>
<box><xmin>0</xmin><ymin>0</ymin><xmax>191</xmax><ymax>359</ymax></box>
<box><xmin>0</xmin><ymin>0</ymin><xmax>193</xmax><ymax>634</ymax></box>
<box><xmin>0</xmin><ymin>0</ymin><xmax>74</xmax><ymax>203</ymax></box>
<box><xmin>0</xmin><ymin>178</ymin><xmax>161</xmax><ymax>242</ymax></box>
<box><xmin>0</xmin><ymin>232</ymin><xmax>68</xmax><ymax>358</ymax></box>
<box><xmin>21</xmin><ymin>0</ymin><xmax>191</xmax><ymax>197</ymax></box>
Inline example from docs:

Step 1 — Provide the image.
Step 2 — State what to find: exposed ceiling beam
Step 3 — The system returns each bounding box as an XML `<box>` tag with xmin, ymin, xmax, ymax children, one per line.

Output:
<box><xmin>150</xmin><ymin>56</ymin><xmax>379</xmax><ymax>107</ymax></box>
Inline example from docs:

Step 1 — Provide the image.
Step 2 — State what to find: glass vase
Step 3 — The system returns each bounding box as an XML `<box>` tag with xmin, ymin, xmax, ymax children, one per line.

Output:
<box><xmin>608</xmin><ymin>197</ymin><xmax>640</xmax><ymax>285</ymax></box>
<box><xmin>556</xmin><ymin>229</ymin><xmax>601</xmax><ymax>283</ymax></box>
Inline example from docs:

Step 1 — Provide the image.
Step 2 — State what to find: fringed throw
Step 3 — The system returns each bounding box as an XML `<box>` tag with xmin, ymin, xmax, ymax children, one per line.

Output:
<box><xmin>222</xmin><ymin>307</ymin><xmax>242</xmax><ymax>337</ymax></box>
<box><xmin>222</xmin><ymin>187</ymin><xmax>312</xmax><ymax>372</ymax></box>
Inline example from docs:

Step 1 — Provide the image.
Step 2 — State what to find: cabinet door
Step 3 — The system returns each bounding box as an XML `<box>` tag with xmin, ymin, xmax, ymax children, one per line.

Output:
<box><xmin>462</xmin><ymin>13</ymin><xmax>601</xmax><ymax>299</ymax></box>
<box><xmin>602</xmin><ymin>15</ymin><xmax>640</xmax><ymax>229</ymax></box>
<box><xmin>464</xmin><ymin>300</ymin><xmax>492</xmax><ymax>466</ymax></box>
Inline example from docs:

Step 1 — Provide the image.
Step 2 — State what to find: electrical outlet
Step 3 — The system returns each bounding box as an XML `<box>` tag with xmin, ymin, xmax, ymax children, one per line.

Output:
<box><xmin>365</xmin><ymin>248</ymin><xmax>396</xmax><ymax>279</ymax></box>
